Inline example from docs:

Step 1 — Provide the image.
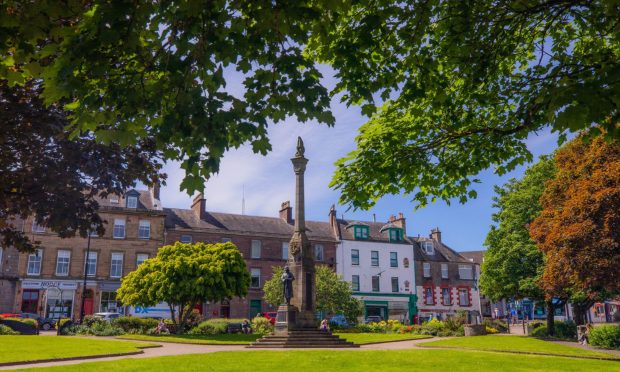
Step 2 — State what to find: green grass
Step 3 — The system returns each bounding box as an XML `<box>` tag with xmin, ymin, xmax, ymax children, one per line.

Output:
<box><xmin>0</xmin><ymin>336</ymin><xmax>154</xmax><ymax>364</ymax></box>
<box><xmin>419</xmin><ymin>335</ymin><xmax>619</xmax><ymax>359</ymax></box>
<box><xmin>26</xmin><ymin>349</ymin><xmax>620</xmax><ymax>372</ymax></box>
<box><xmin>116</xmin><ymin>333</ymin><xmax>261</xmax><ymax>345</ymax></box>
<box><xmin>335</xmin><ymin>332</ymin><xmax>431</xmax><ymax>344</ymax></box>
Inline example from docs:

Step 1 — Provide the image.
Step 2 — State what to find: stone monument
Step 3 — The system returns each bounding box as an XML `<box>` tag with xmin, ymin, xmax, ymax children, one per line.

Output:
<box><xmin>249</xmin><ymin>137</ymin><xmax>357</xmax><ymax>348</ymax></box>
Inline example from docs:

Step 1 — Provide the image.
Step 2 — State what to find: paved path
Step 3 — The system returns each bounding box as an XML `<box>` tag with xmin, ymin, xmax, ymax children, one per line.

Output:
<box><xmin>550</xmin><ymin>340</ymin><xmax>620</xmax><ymax>357</ymax></box>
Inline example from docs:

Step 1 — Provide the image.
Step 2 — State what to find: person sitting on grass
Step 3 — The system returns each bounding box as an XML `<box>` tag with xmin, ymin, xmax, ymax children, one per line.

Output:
<box><xmin>579</xmin><ymin>323</ymin><xmax>592</xmax><ymax>345</ymax></box>
<box><xmin>156</xmin><ymin>319</ymin><xmax>169</xmax><ymax>334</ymax></box>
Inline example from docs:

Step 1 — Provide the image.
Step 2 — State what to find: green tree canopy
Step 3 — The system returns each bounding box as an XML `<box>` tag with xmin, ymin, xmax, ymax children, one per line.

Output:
<box><xmin>480</xmin><ymin>156</ymin><xmax>556</xmax><ymax>302</ymax></box>
<box><xmin>117</xmin><ymin>242</ymin><xmax>250</xmax><ymax>332</ymax></box>
<box><xmin>2</xmin><ymin>1</ymin><xmax>618</xmax><ymax>206</ymax></box>
<box><xmin>263</xmin><ymin>266</ymin><xmax>362</xmax><ymax>323</ymax></box>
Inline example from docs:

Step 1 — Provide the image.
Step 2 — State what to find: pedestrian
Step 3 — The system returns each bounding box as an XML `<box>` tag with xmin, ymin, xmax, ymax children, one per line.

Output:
<box><xmin>320</xmin><ymin>319</ymin><xmax>330</xmax><ymax>332</ymax></box>
<box><xmin>242</xmin><ymin>319</ymin><xmax>251</xmax><ymax>334</ymax></box>
<box><xmin>580</xmin><ymin>323</ymin><xmax>593</xmax><ymax>345</ymax></box>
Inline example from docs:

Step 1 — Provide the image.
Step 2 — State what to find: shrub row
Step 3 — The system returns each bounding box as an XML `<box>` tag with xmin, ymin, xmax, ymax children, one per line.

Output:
<box><xmin>0</xmin><ymin>324</ymin><xmax>19</xmax><ymax>335</ymax></box>
<box><xmin>589</xmin><ymin>324</ymin><xmax>620</xmax><ymax>350</ymax></box>
<box><xmin>530</xmin><ymin>320</ymin><xmax>577</xmax><ymax>340</ymax></box>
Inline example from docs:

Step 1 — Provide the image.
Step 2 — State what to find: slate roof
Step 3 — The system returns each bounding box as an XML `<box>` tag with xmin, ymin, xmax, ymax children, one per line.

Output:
<box><xmin>459</xmin><ymin>250</ymin><xmax>485</xmax><ymax>264</ymax></box>
<box><xmin>336</xmin><ymin>219</ymin><xmax>412</xmax><ymax>244</ymax></box>
<box><xmin>412</xmin><ymin>237</ymin><xmax>473</xmax><ymax>263</ymax></box>
<box><xmin>164</xmin><ymin>208</ymin><xmax>337</xmax><ymax>241</ymax></box>
<box><xmin>96</xmin><ymin>189</ymin><xmax>162</xmax><ymax>211</ymax></box>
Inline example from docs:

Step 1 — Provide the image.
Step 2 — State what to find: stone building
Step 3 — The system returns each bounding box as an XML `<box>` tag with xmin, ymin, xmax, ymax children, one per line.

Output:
<box><xmin>414</xmin><ymin>228</ymin><xmax>482</xmax><ymax>322</ymax></box>
<box><xmin>164</xmin><ymin>196</ymin><xmax>338</xmax><ymax>319</ymax></box>
<box><xmin>0</xmin><ymin>221</ymin><xmax>21</xmax><ymax>312</ymax></box>
<box><xmin>11</xmin><ymin>188</ymin><xmax>165</xmax><ymax>319</ymax></box>
<box><xmin>333</xmin><ymin>210</ymin><xmax>417</xmax><ymax>323</ymax></box>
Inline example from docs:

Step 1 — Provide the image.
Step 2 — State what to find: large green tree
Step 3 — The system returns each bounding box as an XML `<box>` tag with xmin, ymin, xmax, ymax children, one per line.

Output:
<box><xmin>2</xmin><ymin>1</ymin><xmax>619</xmax><ymax>205</ymax></box>
<box><xmin>0</xmin><ymin>80</ymin><xmax>163</xmax><ymax>252</ymax></box>
<box><xmin>263</xmin><ymin>266</ymin><xmax>362</xmax><ymax>323</ymax></box>
<box><xmin>117</xmin><ymin>242</ymin><xmax>250</xmax><ymax>333</ymax></box>
<box><xmin>480</xmin><ymin>155</ymin><xmax>561</xmax><ymax>333</ymax></box>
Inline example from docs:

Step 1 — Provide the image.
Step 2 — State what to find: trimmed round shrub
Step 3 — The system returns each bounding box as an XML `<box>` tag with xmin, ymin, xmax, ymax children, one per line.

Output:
<box><xmin>589</xmin><ymin>325</ymin><xmax>620</xmax><ymax>350</ymax></box>
<box><xmin>113</xmin><ymin>317</ymin><xmax>158</xmax><ymax>334</ymax></box>
<box><xmin>251</xmin><ymin>316</ymin><xmax>273</xmax><ymax>335</ymax></box>
<box><xmin>0</xmin><ymin>324</ymin><xmax>19</xmax><ymax>335</ymax></box>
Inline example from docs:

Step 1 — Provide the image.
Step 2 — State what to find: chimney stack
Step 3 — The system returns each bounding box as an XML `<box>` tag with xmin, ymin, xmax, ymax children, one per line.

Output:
<box><xmin>149</xmin><ymin>182</ymin><xmax>161</xmax><ymax>201</ymax></box>
<box><xmin>279</xmin><ymin>201</ymin><xmax>293</xmax><ymax>224</ymax></box>
<box><xmin>430</xmin><ymin>227</ymin><xmax>441</xmax><ymax>243</ymax></box>
<box><xmin>392</xmin><ymin>212</ymin><xmax>407</xmax><ymax>236</ymax></box>
<box><xmin>191</xmin><ymin>193</ymin><xmax>207</xmax><ymax>220</ymax></box>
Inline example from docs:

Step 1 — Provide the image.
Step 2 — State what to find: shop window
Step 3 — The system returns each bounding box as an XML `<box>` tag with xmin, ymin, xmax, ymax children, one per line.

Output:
<box><xmin>100</xmin><ymin>291</ymin><xmax>122</xmax><ymax>313</ymax></box>
<box><xmin>21</xmin><ymin>289</ymin><xmax>39</xmax><ymax>313</ymax></box>
<box><xmin>46</xmin><ymin>289</ymin><xmax>72</xmax><ymax>319</ymax></box>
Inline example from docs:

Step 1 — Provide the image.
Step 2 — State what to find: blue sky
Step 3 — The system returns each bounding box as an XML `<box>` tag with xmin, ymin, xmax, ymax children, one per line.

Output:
<box><xmin>158</xmin><ymin>66</ymin><xmax>560</xmax><ymax>252</ymax></box>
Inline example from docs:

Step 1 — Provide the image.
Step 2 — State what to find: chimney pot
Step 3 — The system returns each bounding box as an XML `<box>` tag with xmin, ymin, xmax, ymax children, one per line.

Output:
<box><xmin>279</xmin><ymin>201</ymin><xmax>293</xmax><ymax>224</ymax></box>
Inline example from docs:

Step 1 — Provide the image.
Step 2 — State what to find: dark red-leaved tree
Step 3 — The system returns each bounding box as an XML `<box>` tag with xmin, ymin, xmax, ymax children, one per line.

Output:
<box><xmin>529</xmin><ymin>134</ymin><xmax>620</xmax><ymax>324</ymax></box>
<box><xmin>0</xmin><ymin>81</ymin><xmax>165</xmax><ymax>252</ymax></box>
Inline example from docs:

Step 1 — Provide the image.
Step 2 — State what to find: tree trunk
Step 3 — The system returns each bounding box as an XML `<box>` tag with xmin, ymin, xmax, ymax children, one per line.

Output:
<box><xmin>571</xmin><ymin>302</ymin><xmax>592</xmax><ymax>326</ymax></box>
<box><xmin>546</xmin><ymin>299</ymin><xmax>555</xmax><ymax>336</ymax></box>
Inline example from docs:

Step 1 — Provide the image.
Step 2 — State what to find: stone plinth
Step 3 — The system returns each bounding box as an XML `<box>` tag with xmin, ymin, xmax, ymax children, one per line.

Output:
<box><xmin>274</xmin><ymin>304</ymin><xmax>298</xmax><ymax>335</ymax></box>
<box><xmin>464</xmin><ymin>324</ymin><xmax>487</xmax><ymax>336</ymax></box>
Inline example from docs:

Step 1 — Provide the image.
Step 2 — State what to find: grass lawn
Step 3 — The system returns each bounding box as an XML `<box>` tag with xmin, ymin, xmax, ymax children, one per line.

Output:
<box><xmin>0</xmin><ymin>336</ymin><xmax>154</xmax><ymax>364</ymax></box>
<box><xmin>419</xmin><ymin>335</ymin><xmax>619</xmax><ymax>359</ymax></box>
<box><xmin>116</xmin><ymin>333</ymin><xmax>261</xmax><ymax>345</ymax></box>
<box><xmin>28</xmin><ymin>349</ymin><xmax>620</xmax><ymax>372</ymax></box>
<box><xmin>335</xmin><ymin>332</ymin><xmax>431</xmax><ymax>344</ymax></box>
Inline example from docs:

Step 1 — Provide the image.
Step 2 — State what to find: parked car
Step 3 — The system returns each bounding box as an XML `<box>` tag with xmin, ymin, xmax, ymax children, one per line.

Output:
<box><xmin>329</xmin><ymin>314</ymin><xmax>349</xmax><ymax>327</ymax></box>
<box><xmin>365</xmin><ymin>315</ymin><xmax>383</xmax><ymax>323</ymax></box>
<box><xmin>21</xmin><ymin>313</ymin><xmax>56</xmax><ymax>330</ymax></box>
<box><xmin>263</xmin><ymin>312</ymin><xmax>277</xmax><ymax>325</ymax></box>
<box><xmin>93</xmin><ymin>312</ymin><xmax>122</xmax><ymax>321</ymax></box>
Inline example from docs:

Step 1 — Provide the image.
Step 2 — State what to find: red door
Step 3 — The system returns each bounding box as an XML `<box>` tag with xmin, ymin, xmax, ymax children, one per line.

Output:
<box><xmin>83</xmin><ymin>290</ymin><xmax>94</xmax><ymax>315</ymax></box>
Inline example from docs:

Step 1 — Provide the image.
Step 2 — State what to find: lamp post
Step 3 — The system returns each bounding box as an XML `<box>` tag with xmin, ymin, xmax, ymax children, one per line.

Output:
<box><xmin>79</xmin><ymin>230</ymin><xmax>92</xmax><ymax>323</ymax></box>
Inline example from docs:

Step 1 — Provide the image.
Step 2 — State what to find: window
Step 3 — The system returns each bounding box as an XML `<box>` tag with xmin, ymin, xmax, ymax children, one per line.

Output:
<box><xmin>180</xmin><ymin>235</ymin><xmax>192</xmax><ymax>243</ymax></box>
<box><xmin>85</xmin><ymin>252</ymin><xmax>97</xmax><ymax>276</ymax></box>
<box><xmin>458</xmin><ymin>288</ymin><xmax>470</xmax><ymax>306</ymax></box>
<box><xmin>371</xmin><ymin>275</ymin><xmax>380</xmax><ymax>292</ymax></box>
<box><xmin>371</xmin><ymin>251</ymin><xmax>379</xmax><ymax>266</ymax></box>
<box><xmin>390</xmin><ymin>252</ymin><xmax>398</xmax><ymax>267</ymax></box>
<box><xmin>126</xmin><ymin>195</ymin><xmax>138</xmax><ymax>208</ymax></box>
<box><xmin>281</xmin><ymin>242</ymin><xmax>289</xmax><ymax>260</ymax></box>
<box><xmin>110</xmin><ymin>252</ymin><xmax>123</xmax><ymax>278</ymax></box>
<box><xmin>113</xmin><ymin>219</ymin><xmax>125</xmax><ymax>239</ymax></box>
<box><xmin>441</xmin><ymin>263</ymin><xmax>448</xmax><ymax>279</ymax></box>
<box><xmin>351</xmin><ymin>249</ymin><xmax>359</xmax><ymax>265</ymax></box>
<box><xmin>391</xmin><ymin>277</ymin><xmax>399</xmax><ymax>293</ymax></box>
<box><xmin>389</xmin><ymin>228</ymin><xmax>402</xmax><ymax>242</ymax></box>
<box><xmin>136</xmin><ymin>254</ymin><xmax>148</xmax><ymax>266</ymax></box>
<box><xmin>351</xmin><ymin>275</ymin><xmax>360</xmax><ymax>291</ymax></box>
<box><xmin>56</xmin><ymin>250</ymin><xmax>70</xmax><ymax>276</ymax></box>
<box><xmin>423</xmin><ymin>262</ymin><xmax>431</xmax><ymax>278</ymax></box>
<box><xmin>442</xmin><ymin>287</ymin><xmax>451</xmax><ymax>305</ymax></box>
<box><xmin>21</xmin><ymin>289</ymin><xmax>39</xmax><ymax>313</ymax></box>
<box><xmin>251</xmin><ymin>240</ymin><xmax>261</xmax><ymax>259</ymax></box>
<box><xmin>423</xmin><ymin>241</ymin><xmax>434</xmax><ymax>255</ymax></box>
<box><xmin>458</xmin><ymin>265</ymin><xmax>473</xmax><ymax>280</ymax></box>
<box><xmin>221</xmin><ymin>237</ymin><xmax>232</xmax><ymax>243</ymax></box>
<box><xmin>314</xmin><ymin>244</ymin><xmax>324</xmax><ymax>261</ymax></box>
<box><xmin>27</xmin><ymin>249</ymin><xmax>42</xmax><ymax>275</ymax></box>
<box><xmin>250</xmin><ymin>268</ymin><xmax>261</xmax><ymax>288</ymax></box>
<box><xmin>424</xmin><ymin>287</ymin><xmax>434</xmax><ymax>305</ymax></box>
<box><xmin>138</xmin><ymin>220</ymin><xmax>150</xmax><ymax>239</ymax></box>
<box><xmin>100</xmin><ymin>291</ymin><xmax>122</xmax><ymax>313</ymax></box>
<box><xmin>354</xmin><ymin>225</ymin><xmax>369</xmax><ymax>239</ymax></box>
<box><xmin>32</xmin><ymin>220</ymin><xmax>45</xmax><ymax>233</ymax></box>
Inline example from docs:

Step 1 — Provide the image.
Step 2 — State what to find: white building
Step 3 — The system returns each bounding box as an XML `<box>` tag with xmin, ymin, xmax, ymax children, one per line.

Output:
<box><xmin>330</xmin><ymin>209</ymin><xmax>416</xmax><ymax>322</ymax></box>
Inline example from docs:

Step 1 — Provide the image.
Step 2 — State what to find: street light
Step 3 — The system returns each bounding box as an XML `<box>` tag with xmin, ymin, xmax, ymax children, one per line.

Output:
<box><xmin>79</xmin><ymin>229</ymin><xmax>92</xmax><ymax>323</ymax></box>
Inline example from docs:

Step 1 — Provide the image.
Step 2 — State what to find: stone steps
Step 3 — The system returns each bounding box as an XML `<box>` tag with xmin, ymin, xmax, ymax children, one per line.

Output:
<box><xmin>248</xmin><ymin>329</ymin><xmax>359</xmax><ymax>348</ymax></box>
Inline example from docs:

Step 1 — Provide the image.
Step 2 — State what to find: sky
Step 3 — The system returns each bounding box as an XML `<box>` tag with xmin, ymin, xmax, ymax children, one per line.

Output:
<box><xmin>157</xmin><ymin>66</ymin><xmax>561</xmax><ymax>252</ymax></box>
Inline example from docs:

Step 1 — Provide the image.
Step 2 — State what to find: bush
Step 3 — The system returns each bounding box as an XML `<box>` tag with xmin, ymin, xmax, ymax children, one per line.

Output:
<box><xmin>483</xmin><ymin>318</ymin><xmax>508</xmax><ymax>333</ymax></box>
<box><xmin>62</xmin><ymin>318</ymin><xmax>124</xmax><ymax>336</ymax></box>
<box><xmin>251</xmin><ymin>316</ymin><xmax>273</xmax><ymax>335</ymax></box>
<box><xmin>530</xmin><ymin>320</ymin><xmax>577</xmax><ymax>341</ymax></box>
<box><xmin>5</xmin><ymin>317</ymin><xmax>38</xmax><ymax>328</ymax></box>
<box><xmin>113</xmin><ymin>317</ymin><xmax>159</xmax><ymax>334</ymax></box>
<box><xmin>589</xmin><ymin>325</ymin><xmax>620</xmax><ymax>350</ymax></box>
<box><xmin>58</xmin><ymin>318</ymin><xmax>72</xmax><ymax>329</ymax></box>
<box><xmin>485</xmin><ymin>326</ymin><xmax>499</xmax><ymax>334</ymax></box>
<box><xmin>189</xmin><ymin>318</ymin><xmax>247</xmax><ymax>335</ymax></box>
<box><xmin>0</xmin><ymin>324</ymin><xmax>19</xmax><ymax>335</ymax></box>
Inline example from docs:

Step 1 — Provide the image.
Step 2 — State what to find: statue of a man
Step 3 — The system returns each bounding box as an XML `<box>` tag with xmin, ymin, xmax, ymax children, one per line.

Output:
<box><xmin>281</xmin><ymin>266</ymin><xmax>295</xmax><ymax>305</ymax></box>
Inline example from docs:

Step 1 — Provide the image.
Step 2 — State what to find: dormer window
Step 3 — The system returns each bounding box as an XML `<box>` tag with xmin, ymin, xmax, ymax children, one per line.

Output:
<box><xmin>354</xmin><ymin>226</ymin><xmax>369</xmax><ymax>239</ymax></box>
<box><xmin>388</xmin><ymin>228</ymin><xmax>403</xmax><ymax>242</ymax></box>
<box><xmin>423</xmin><ymin>241</ymin><xmax>434</xmax><ymax>255</ymax></box>
<box><xmin>126</xmin><ymin>195</ymin><xmax>138</xmax><ymax>208</ymax></box>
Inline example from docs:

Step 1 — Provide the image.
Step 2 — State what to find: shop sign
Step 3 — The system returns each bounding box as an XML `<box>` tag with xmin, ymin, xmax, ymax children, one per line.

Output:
<box><xmin>22</xmin><ymin>280</ymin><xmax>78</xmax><ymax>290</ymax></box>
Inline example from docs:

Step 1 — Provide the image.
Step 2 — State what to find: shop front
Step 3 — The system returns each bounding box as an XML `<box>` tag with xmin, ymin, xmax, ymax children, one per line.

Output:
<box><xmin>21</xmin><ymin>280</ymin><xmax>78</xmax><ymax>319</ymax></box>
<box><xmin>99</xmin><ymin>282</ymin><xmax>123</xmax><ymax>314</ymax></box>
<box><xmin>357</xmin><ymin>293</ymin><xmax>417</xmax><ymax>323</ymax></box>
